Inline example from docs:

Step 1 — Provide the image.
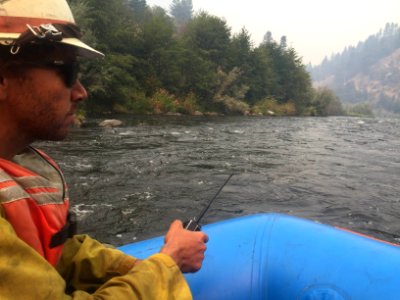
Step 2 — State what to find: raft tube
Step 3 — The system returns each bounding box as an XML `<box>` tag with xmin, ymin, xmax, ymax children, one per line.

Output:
<box><xmin>118</xmin><ymin>213</ymin><xmax>400</xmax><ymax>300</ymax></box>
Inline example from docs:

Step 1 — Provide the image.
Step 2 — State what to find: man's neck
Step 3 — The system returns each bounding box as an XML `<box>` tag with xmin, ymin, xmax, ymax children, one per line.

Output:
<box><xmin>0</xmin><ymin>123</ymin><xmax>32</xmax><ymax>160</ymax></box>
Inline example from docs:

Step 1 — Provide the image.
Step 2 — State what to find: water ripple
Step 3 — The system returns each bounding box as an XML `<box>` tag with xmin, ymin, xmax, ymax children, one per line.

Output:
<box><xmin>36</xmin><ymin>116</ymin><xmax>400</xmax><ymax>245</ymax></box>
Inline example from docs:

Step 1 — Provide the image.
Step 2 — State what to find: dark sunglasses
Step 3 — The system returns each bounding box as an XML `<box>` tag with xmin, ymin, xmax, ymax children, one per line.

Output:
<box><xmin>3</xmin><ymin>60</ymin><xmax>80</xmax><ymax>88</ymax></box>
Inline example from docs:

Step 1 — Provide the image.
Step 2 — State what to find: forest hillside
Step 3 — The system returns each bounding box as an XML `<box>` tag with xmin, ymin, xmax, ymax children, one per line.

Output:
<box><xmin>310</xmin><ymin>23</ymin><xmax>400</xmax><ymax>115</ymax></box>
<box><xmin>68</xmin><ymin>0</ymin><xmax>344</xmax><ymax>117</ymax></box>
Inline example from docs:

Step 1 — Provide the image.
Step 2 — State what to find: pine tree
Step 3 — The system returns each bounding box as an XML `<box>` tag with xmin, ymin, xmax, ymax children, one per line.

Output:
<box><xmin>170</xmin><ymin>0</ymin><xmax>193</xmax><ymax>25</ymax></box>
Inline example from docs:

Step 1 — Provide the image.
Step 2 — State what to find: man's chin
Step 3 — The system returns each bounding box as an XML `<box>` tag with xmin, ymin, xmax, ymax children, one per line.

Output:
<box><xmin>37</xmin><ymin>128</ymin><xmax>70</xmax><ymax>142</ymax></box>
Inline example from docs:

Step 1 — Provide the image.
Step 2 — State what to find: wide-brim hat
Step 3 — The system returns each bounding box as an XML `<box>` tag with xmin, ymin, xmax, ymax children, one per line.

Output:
<box><xmin>0</xmin><ymin>0</ymin><xmax>104</xmax><ymax>59</ymax></box>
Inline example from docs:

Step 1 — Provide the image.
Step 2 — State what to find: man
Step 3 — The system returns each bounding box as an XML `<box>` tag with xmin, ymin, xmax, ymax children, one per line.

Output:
<box><xmin>0</xmin><ymin>0</ymin><xmax>208</xmax><ymax>299</ymax></box>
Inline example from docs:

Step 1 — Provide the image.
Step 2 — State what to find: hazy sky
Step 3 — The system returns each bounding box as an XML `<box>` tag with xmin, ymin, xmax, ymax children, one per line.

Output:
<box><xmin>145</xmin><ymin>0</ymin><xmax>400</xmax><ymax>65</ymax></box>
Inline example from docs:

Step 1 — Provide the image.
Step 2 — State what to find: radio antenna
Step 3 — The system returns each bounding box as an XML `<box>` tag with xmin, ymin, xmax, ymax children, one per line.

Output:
<box><xmin>184</xmin><ymin>173</ymin><xmax>234</xmax><ymax>231</ymax></box>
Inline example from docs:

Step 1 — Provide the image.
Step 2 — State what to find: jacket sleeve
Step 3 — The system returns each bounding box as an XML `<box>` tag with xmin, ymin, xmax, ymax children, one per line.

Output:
<box><xmin>56</xmin><ymin>234</ymin><xmax>138</xmax><ymax>293</ymax></box>
<box><xmin>0</xmin><ymin>214</ymin><xmax>192</xmax><ymax>300</ymax></box>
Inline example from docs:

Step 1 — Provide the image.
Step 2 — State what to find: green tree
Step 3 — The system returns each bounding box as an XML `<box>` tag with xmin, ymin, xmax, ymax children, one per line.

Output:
<box><xmin>175</xmin><ymin>47</ymin><xmax>219</xmax><ymax>110</ymax></box>
<box><xmin>263</xmin><ymin>31</ymin><xmax>273</xmax><ymax>44</ymax></box>
<box><xmin>170</xmin><ymin>0</ymin><xmax>193</xmax><ymax>25</ymax></box>
<box><xmin>84</xmin><ymin>54</ymin><xmax>140</xmax><ymax>112</ymax></box>
<box><xmin>183</xmin><ymin>12</ymin><xmax>231</xmax><ymax>68</ymax></box>
<box><xmin>227</xmin><ymin>29</ymin><xmax>253</xmax><ymax>86</ymax></box>
<box><xmin>280</xmin><ymin>47</ymin><xmax>313</xmax><ymax>113</ymax></box>
<box><xmin>252</xmin><ymin>39</ymin><xmax>284</xmax><ymax>102</ymax></box>
<box><xmin>126</xmin><ymin>0</ymin><xmax>148</xmax><ymax>23</ymax></box>
<box><xmin>245</xmin><ymin>45</ymin><xmax>277</xmax><ymax>104</ymax></box>
<box><xmin>176</xmin><ymin>12</ymin><xmax>232</xmax><ymax>109</ymax></box>
<box><xmin>280</xmin><ymin>35</ymin><xmax>287</xmax><ymax>49</ymax></box>
<box><xmin>69</xmin><ymin>0</ymin><xmax>139</xmax><ymax>111</ymax></box>
<box><xmin>127</xmin><ymin>0</ymin><xmax>147</xmax><ymax>14</ymax></box>
<box><xmin>312</xmin><ymin>87</ymin><xmax>344</xmax><ymax>116</ymax></box>
<box><xmin>213</xmin><ymin>67</ymin><xmax>250</xmax><ymax>114</ymax></box>
<box><xmin>69</xmin><ymin>0</ymin><xmax>341</xmax><ymax>116</ymax></box>
<box><xmin>131</xmin><ymin>6</ymin><xmax>178</xmax><ymax>95</ymax></box>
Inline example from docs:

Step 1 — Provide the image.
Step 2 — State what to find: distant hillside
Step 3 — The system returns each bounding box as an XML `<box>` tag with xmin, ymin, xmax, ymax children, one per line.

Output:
<box><xmin>310</xmin><ymin>23</ymin><xmax>400</xmax><ymax>114</ymax></box>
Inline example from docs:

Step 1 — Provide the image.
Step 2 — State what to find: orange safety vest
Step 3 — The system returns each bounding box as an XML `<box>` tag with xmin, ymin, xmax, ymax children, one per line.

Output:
<box><xmin>0</xmin><ymin>147</ymin><xmax>73</xmax><ymax>266</ymax></box>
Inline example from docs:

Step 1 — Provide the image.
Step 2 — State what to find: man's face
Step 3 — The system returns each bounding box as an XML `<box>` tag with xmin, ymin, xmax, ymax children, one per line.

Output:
<box><xmin>2</xmin><ymin>46</ymin><xmax>88</xmax><ymax>142</ymax></box>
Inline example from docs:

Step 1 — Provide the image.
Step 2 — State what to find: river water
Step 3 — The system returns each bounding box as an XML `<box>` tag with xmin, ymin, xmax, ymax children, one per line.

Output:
<box><xmin>36</xmin><ymin>116</ymin><xmax>400</xmax><ymax>246</ymax></box>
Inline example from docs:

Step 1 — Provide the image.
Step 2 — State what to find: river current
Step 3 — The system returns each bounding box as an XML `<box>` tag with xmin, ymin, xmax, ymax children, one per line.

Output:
<box><xmin>37</xmin><ymin>116</ymin><xmax>400</xmax><ymax>246</ymax></box>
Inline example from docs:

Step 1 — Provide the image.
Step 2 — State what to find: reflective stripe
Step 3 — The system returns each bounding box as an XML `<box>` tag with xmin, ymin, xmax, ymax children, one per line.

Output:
<box><xmin>25</xmin><ymin>190</ymin><xmax>64</xmax><ymax>205</ymax></box>
<box><xmin>18</xmin><ymin>175</ymin><xmax>61</xmax><ymax>187</ymax></box>
<box><xmin>0</xmin><ymin>186</ymin><xmax>63</xmax><ymax>205</ymax></box>
<box><xmin>0</xmin><ymin>174</ymin><xmax>60</xmax><ymax>189</ymax></box>
<box><xmin>0</xmin><ymin>185</ymin><xmax>29</xmax><ymax>204</ymax></box>
<box><xmin>0</xmin><ymin>16</ymin><xmax>70</xmax><ymax>34</ymax></box>
<box><xmin>0</xmin><ymin>148</ymin><xmax>69</xmax><ymax>266</ymax></box>
<box><xmin>0</xmin><ymin>172</ymin><xmax>64</xmax><ymax>205</ymax></box>
<box><xmin>0</xmin><ymin>169</ymin><xmax>14</xmax><ymax>182</ymax></box>
<box><xmin>0</xmin><ymin>179</ymin><xmax>16</xmax><ymax>189</ymax></box>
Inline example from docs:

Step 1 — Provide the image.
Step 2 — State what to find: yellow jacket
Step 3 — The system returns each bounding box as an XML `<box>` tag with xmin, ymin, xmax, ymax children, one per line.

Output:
<box><xmin>0</xmin><ymin>148</ymin><xmax>192</xmax><ymax>299</ymax></box>
<box><xmin>0</xmin><ymin>210</ymin><xmax>192</xmax><ymax>299</ymax></box>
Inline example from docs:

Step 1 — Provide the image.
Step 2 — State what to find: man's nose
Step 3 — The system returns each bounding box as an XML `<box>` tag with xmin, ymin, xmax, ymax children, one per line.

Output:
<box><xmin>71</xmin><ymin>80</ymin><xmax>88</xmax><ymax>102</ymax></box>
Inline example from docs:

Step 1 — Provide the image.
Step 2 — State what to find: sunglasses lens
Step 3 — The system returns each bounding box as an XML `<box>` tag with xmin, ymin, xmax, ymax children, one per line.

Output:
<box><xmin>58</xmin><ymin>62</ymin><xmax>79</xmax><ymax>87</ymax></box>
<box><xmin>5</xmin><ymin>60</ymin><xmax>80</xmax><ymax>87</ymax></box>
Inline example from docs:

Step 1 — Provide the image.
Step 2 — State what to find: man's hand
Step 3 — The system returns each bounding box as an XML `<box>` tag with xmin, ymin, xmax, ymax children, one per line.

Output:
<box><xmin>160</xmin><ymin>220</ymin><xmax>208</xmax><ymax>273</ymax></box>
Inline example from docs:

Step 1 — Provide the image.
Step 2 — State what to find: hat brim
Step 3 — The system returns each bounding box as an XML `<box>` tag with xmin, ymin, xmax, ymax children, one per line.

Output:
<box><xmin>0</xmin><ymin>34</ymin><xmax>104</xmax><ymax>59</ymax></box>
<box><xmin>61</xmin><ymin>37</ymin><xmax>104</xmax><ymax>59</ymax></box>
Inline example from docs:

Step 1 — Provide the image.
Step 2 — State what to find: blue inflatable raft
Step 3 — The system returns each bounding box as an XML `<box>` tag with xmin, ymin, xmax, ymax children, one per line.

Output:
<box><xmin>118</xmin><ymin>213</ymin><xmax>400</xmax><ymax>300</ymax></box>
